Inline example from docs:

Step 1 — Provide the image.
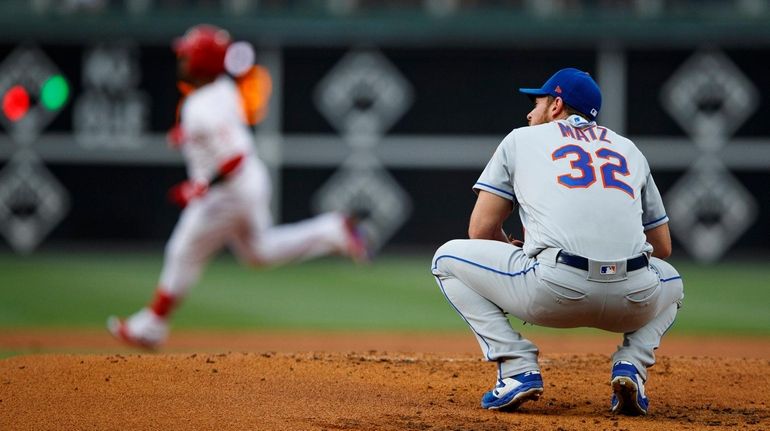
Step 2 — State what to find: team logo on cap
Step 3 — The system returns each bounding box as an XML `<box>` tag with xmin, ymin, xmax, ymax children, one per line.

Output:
<box><xmin>590</xmin><ymin>108</ymin><xmax>598</xmax><ymax>117</ymax></box>
<box><xmin>555</xmin><ymin>85</ymin><xmax>562</xmax><ymax>94</ymax></box>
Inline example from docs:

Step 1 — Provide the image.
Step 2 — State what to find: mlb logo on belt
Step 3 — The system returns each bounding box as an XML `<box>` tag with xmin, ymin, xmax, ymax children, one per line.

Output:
<box><xmin>600</xmin><ymin>264</ymin><xmax>617</xmax><ymax>275</ymax></box>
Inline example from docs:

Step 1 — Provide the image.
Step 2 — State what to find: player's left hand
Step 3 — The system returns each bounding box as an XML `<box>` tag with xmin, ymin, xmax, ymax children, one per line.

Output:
<box><xmin>168</xmin><ymin>180</ymin><xmax>208</xmax><ymax>208</ymax></box>
<box><xmin>507</xmin><ymin>234</ymin><xmax>524</xmax><ymax>247</ymax></box>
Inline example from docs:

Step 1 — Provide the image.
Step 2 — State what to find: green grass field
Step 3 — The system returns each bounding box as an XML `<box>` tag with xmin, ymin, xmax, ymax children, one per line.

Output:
<box><xmin>1</xmin><ymin>250</ymin><xmax>768</xmax><ymax>335</ymax></box>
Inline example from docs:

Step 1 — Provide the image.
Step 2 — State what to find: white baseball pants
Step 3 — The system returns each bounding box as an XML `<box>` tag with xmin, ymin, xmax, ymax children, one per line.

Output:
<box><xmin>159</xmin><ymin>159</ymin><xmax>349</xmax><ymax>298</ymax></box>
<box><xmin>431</xmin><ymin>239</ymin><xmax>684</xmax><ymax>381</ymax></box>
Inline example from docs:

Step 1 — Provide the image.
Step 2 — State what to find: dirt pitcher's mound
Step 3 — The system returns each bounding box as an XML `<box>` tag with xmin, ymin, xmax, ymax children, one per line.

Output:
<box><xmin>1</xmin><ymin>352</ymin><xmax>768</xmax><ymax>431</ymax></box>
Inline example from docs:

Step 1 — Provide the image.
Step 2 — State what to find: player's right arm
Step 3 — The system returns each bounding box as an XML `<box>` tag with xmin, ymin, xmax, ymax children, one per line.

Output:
<box><xmin>469</xmin><ymin>190</ymin><xmax>513</xmax><ymax>242</ymax></box>
<box><xmin>470</xmin><ymin>132</ymin><xmax>518</xmax><ymax>243</ymax></box>
<box><xmin>645</xmin><ymin>223</ymin><xmax>672</xmax><ymax>259</ymax></box>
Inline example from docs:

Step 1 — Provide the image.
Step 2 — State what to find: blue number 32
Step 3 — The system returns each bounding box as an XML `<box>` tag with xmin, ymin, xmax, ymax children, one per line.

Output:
<box><xmin>551</xmin><ymin>145</ymin><xmax>634</xmax><ymax>198</ymax></box>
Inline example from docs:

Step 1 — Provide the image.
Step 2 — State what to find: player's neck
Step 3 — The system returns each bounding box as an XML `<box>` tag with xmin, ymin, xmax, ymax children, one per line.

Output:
<box><xmin>184</xmin><ymin>76</ymin><xmax>218</xmax><ymax>89</ymax></box>
<box><xmin>551</xmin><ymin>111</ymin><xmax>571</xmax><ymax>122</ymax></box>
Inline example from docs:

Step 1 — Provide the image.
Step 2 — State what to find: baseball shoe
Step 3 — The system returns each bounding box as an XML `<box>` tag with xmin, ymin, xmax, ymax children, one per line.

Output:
<box><xmin>610</xmin><ymin>361</ymin><xmax>649</xmax><ymax>416</ymax></box>
<box><xmin>107</xmin><ymin>308</ymin><xmax>169</xmax><ymax>350</ymax></box>
<box><xmin>481</xmin><ymin>370</ymin><xmax>544</xmax><ymax>411</ymax></box>
<box><xmin>343</xmin><ymin>210</ymin><xmax>371</xmax><ymax>263</ymax></box>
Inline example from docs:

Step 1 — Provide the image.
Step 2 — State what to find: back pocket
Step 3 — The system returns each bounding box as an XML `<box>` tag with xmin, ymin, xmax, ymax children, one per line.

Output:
<box><xmin>540</xmin><ymin>278</ymin><xmax>587</xmax><ymax>301</ymax></box>
<box><xmin>625</xmin><ymin>280</ymin><xmax>660</xmax><ymax>303</ymax></box>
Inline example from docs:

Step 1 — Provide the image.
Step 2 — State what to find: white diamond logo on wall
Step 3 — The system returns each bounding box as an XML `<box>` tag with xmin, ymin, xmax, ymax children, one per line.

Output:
<box><xmin>0</xmin><ymin>152</ymin><xmax>70</xmax><ymax>254</ymax></box>
<box><xmin>661</xmin><ymin>51</ymin><xmax>759</xmax><ymax>149</ymax></box>
<box><xmin>312</xmin><ymin>48</ymin><xmax>415</xmax><ymax>251</ymax></box>
<box><xmin>0</xmin><ymin>45</ymin><xmax>67</xmax><ymax>144</ymax></box>
<box><xmin>315</xmin><ymin>49</ymin><xmax>413</xmax><ymax>141</ymax></box>
<box><xmin>666</xmin><ymin>159</ymin><xmax>757</xmax><ymax>262</ymax></box>
<box><xmin>312</xmin><ymin>154</ymin><xmax>412</xmax><ymax>250</ymax></box>
<box><xmin>74</xmin><ymin>44</ymin><xmax>150</xmax><ymax>149</ymax></box>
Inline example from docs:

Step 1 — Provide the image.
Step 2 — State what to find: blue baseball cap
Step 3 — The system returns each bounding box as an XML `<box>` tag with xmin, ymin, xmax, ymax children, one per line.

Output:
<box><xmin>519</xmin><ymin>68</ymin><xmax>602</xmax><ymax>120</ymax></box>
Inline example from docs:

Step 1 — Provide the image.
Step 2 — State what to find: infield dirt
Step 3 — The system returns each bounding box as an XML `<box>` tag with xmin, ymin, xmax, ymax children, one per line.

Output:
<box><xmin>1</xmin><ymin>332</ymin><xmax>769</xmax><ymax>430</ymax></box>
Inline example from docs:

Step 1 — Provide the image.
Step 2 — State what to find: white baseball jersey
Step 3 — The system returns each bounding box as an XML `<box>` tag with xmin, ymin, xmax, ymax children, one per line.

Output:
<box><xmin>474</xmin><ymin>115</ymin><xmax>668</xmax><ymax>261</ymax></box>
<box><xmin>179</xmin><ymin>76</ymin><xmax>255</xmax><ymax>183</ymax></box>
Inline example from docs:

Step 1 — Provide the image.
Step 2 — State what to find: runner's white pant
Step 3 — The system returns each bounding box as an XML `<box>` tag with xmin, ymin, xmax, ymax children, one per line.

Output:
<box><xmin>159</xmin><ymin>158</ymin><xmax>349</xmax><ymax>298</ymax></box>
<box><xmin>431</xmin><ymin>239</ymin><xmax>684</xmax><ymax>381</ymax></box>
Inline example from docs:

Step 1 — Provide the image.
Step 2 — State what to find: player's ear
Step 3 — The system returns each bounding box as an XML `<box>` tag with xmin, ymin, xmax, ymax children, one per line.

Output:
<box><xmin>551</xmin><ymin>96</ymin><xmax>565</xmax><ymax>117</ymax></box>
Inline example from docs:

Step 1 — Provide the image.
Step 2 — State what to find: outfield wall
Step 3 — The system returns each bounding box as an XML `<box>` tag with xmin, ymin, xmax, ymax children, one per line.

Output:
<box><xmin>0</xmin><ymin>9</ymin><xmax>768</xmax><ymax>261</ymax></box>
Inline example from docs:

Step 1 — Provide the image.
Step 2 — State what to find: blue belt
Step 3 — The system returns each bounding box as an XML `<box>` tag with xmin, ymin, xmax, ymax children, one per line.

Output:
<box><xmin>556</xmin><ymin>251</ymin><xmax>649</xmax><ymax>272</ymax></box>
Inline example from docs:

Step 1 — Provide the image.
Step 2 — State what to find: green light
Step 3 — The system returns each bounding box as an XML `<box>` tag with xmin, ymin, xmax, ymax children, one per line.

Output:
<box><xmin>40</xmin><ymin>75</ymin><xmax>69</xmax><ymax>110</ymax></box>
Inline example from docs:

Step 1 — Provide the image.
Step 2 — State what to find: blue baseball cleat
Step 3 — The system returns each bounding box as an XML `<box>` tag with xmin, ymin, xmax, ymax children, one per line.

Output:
<box><xmin>610</xmin><ymin>361</ymin><xmax>649</xmax><ymax>416</ymax></box>
<box><xmin>481</xmin><ymin>370</ymin><xmax>544</xmax><ymax>411</ymax></box>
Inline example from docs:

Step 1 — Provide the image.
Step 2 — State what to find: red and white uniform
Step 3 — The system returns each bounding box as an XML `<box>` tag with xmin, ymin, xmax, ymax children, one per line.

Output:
<box><xmin>160</xmin><ymin>76</ymin><xmax>352</xmax><ymax>298</ymax></box>
<box><xmin>108</xmin><ymin>76</ymin><xmax>361</xmax><ymax>349</ymax></box>
<box><xmin>107</xmin><ymin>24</ymin><xmax>366</xmax><ymax>349</ymax></box>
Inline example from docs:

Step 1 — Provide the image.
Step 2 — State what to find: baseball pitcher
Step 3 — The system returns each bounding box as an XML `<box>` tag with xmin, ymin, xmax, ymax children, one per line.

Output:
<box><xmin>431</xmin><ymin>68</ymin><xmax>684</xmax><ymax>416</ymax></box>
<box><xmin>108</xmin><ymin>24</ymin><xmax>368</xmax><ymax>349</ymax></box>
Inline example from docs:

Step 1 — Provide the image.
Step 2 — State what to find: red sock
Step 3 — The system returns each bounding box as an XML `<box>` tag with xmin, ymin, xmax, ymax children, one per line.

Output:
<box><xmin>149</xmin><ymin>288</ymin><xmax>177</xmax><ymax>318</ymax></box>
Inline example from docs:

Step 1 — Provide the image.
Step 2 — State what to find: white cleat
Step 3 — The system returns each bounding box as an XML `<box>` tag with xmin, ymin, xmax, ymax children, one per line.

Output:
<box><xmin>107</xmin><ymin>308</ymin><xmax>169</xmax><ymax>350</ymax></box>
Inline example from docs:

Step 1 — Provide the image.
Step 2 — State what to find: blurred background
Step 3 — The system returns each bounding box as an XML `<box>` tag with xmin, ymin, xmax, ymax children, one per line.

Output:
<box><xmin>0</xmin><ymin>1</ymin><xmax>768</xmax><ymax>351</ymax></box>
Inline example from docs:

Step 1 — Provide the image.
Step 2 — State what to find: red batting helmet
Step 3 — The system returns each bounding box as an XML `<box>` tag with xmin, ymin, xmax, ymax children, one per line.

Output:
<box><xmin>174</xmin><ymin>24</ymin><xmax>231</xmax><ymax>80</ymax></box>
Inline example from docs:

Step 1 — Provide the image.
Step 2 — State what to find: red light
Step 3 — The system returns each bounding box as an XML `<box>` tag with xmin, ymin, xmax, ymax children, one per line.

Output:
<box><xmin>3</xmin><ymin>85</ymin><xmax>30</xmax><ymax>122</ymax></box>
